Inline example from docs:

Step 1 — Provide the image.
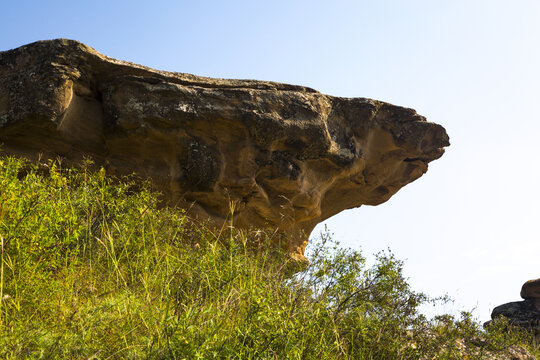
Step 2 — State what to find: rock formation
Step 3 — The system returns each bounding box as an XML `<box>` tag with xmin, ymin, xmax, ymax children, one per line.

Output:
<box><xmin>0</xmin><ymin>39</ymin><xmax>450</xmax><ymax>261</ymax></box>
<box><xmin>487</xmin><ymin>278</ymin><xmax>540</xmax><ymax>330</ymax></box>
<box><xmin>522</xmin><ymin>279</ymin><xmax>540</xmax><ymax>301</ymax></box>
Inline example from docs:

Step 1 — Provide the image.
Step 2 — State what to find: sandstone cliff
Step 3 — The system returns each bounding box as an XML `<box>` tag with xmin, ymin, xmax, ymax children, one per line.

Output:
<box><xmin>0</xmin><ymin>39</ymin><xmax>449</xmax><ymax>261</ymax></box>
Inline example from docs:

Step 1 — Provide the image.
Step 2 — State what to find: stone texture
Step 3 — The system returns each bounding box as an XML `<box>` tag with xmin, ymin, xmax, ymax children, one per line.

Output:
<box><xmin>488</xmin><ymin>278</ymin><xmax>540</xmax><ymax>332</ymax></box>
<box><xmin>522</xmin><ymin>279</ymin><xmax>540</xmax><ymax>300</ymax></box>
<box><xmin>490</xmin><ymin>300</ymin><xmax>540</xmax><ymax>329</ymax></box>
<box><xmin>0</xmin><ymin>39</ymin><xmax>450</xmax><ymax>261</ymax></box>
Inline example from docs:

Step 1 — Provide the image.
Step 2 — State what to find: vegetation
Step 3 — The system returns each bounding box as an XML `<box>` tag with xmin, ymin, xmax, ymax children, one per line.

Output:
<box><xmin>0</xmin><ymin>156</ymin><xmax>537</xmax><ymax>359</ymax></box>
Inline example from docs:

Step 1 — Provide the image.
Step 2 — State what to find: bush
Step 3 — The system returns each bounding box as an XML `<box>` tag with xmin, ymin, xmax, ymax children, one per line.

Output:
<box><xmin>0</xmin><ymin>156</ymin><xmax>537</xmax><ymax>359</ymax></box>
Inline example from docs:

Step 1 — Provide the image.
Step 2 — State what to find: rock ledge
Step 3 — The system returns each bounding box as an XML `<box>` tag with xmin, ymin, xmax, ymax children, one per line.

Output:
<box><xmin>0</xmin><ymin>39</ymin><xmax>450</xmax><ymax>260</ymax></box>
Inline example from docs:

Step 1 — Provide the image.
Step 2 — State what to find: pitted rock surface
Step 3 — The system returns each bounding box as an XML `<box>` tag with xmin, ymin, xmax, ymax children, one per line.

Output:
<box><xmin>0</xmin><ymin>39</ymin><xmax>449</xmax><ymax>261</ymax></box>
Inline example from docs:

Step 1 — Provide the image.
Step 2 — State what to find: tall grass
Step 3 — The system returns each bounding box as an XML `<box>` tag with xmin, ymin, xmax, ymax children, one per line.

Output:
<box><xmin>0</xmin><ymin>156</ymin><xmax>537</xmax><ymax>359</ymax></box>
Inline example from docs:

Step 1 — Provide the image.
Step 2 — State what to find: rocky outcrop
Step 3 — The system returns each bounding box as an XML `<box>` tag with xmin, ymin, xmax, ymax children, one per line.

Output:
<box><xmin>488</xmin><ymin>278</ymin><xmax>540</xmax><ymax>330</ymax></box>
<box><xmin>0</xmin><ymin>39</ymin><xmax>449</xmax><ymax>261</ymax></box>
<box><xmin>522</xmin><ymin>279</ymin><xmax>540</xmax><ymax>301</ymax></box>
<box><xmin>490</xmin><ymin>300</ymin><xmax>540</xmax><ymax>330</ymax></box>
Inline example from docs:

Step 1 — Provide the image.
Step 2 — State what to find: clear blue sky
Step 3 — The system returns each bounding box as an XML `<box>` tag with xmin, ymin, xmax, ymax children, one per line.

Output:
<box><xmin>2</xmin><ymin>0</ymin><xmax>540</xmax><ymax>321</ymax></box>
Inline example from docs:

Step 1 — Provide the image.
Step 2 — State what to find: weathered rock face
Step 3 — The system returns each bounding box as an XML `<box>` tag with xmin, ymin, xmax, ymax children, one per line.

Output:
<box><xmin>522</xmin><ymin>279</ymin><xmax>540</xmax><ymax>300</ymax></box>
<box><xmin>490</xmin><ymin>300</ymin><xmax>540</xmax><ymax>330</ymax></box>
<box><xmin>0</xmin><ymin>39</ymin><xmax>449</xmax><ymax>260</ymax></box>
<box><xmin>488</xmin><ymin>278</ymin><xmax>540</xmax><ymax>331</ymax></box>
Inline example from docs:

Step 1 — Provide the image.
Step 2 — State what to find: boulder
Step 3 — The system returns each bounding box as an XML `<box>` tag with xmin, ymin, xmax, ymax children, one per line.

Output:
<box><xmin>490</xmin><ymin>300</ymin><xmax>540</xmax><ymax>330</ymax></box>
<box><xmin>0</xmin><ymin>39</ymin><xmax>450</xmax><ymax>261</ymax></box>
<box><xmin>522</xmin><ymin>278</ymin><xmax>540</xmax><ymax>300</ymax></box>
<box><xmin>488</xmin><ymin>278</ymin><xmax>540</xmax><ymax>331</ymax></box>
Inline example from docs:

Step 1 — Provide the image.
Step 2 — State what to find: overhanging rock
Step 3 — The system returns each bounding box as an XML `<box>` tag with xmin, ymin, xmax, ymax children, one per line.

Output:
<box><xmin>0</xmin><ymin>39</ymin><xmax>450</xmax><ymax>261</ymax></box>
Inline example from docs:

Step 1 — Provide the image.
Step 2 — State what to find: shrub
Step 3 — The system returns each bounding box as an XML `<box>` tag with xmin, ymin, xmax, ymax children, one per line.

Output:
<box><xmin>0</xmin><ymin>156</ymin><xmax>537</xmax><ymax>359</ymax></box>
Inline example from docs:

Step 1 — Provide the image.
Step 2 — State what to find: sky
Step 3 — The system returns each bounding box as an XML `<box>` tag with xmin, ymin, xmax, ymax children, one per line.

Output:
<box><xmin>1</xmin><ymin>0</ymin><xmax>540</xmax><ymax>322</ymax></box>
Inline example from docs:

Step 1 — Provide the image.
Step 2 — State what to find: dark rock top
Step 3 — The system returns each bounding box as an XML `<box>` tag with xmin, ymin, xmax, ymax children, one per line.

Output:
<box><xmin>0</xmin><ymin>39</ymin><xmax>450</xmax><ymax>261</ymax></box>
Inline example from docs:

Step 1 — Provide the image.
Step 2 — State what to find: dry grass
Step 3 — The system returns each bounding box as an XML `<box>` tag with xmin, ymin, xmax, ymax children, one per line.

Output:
<box><xmin>0</xmin><ymin>156</ymin><xmax>537</xmax><ymax>359</ymax></box>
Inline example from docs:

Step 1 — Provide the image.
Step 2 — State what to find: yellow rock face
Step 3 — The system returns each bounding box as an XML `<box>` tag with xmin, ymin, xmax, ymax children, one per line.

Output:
<box><xmin>0</xmin><ymin>39</ymin><xmax>450</xmax><ymax>261</ymax></box>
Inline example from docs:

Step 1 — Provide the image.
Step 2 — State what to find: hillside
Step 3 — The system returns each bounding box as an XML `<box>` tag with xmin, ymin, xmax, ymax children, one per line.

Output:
<box><xmin>0</xmin><ymin>155</ymin><xmax>537</xmax><ymax>359</ymax></box>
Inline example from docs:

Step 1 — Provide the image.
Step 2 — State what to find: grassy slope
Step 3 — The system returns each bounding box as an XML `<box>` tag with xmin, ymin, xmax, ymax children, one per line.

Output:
<box><xmin>0</xmin><ymin>156</ymin><xmax>537</xmax><ymax>359</ymax></box>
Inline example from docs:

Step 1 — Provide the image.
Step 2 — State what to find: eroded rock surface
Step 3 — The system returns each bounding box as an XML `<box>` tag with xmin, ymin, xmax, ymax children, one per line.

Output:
<box><xmin>0</xmin><ymin>39</ymin><xmax>450</xmax><ymax>260</ymax></box>
<box><xmin>490</xmin><ymin>300</ymin><xmax>540</xmax><ymax>330</ymax></box>
<box><xmin>488</xmin><ymin>278</ymin><xmax>540</xmax><ymax>331</ymax></box>
<box><xmin>522</xmin><ymin>279</ymin><xmax>540</xmax><ymax>300</ymax></box>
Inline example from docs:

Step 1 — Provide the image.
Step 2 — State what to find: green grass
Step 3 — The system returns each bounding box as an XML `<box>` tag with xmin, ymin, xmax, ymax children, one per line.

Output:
<box><xmin>0</xmin><ymin>155</ymin><xmax>537</xmax><ymax>359</ymax></box>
